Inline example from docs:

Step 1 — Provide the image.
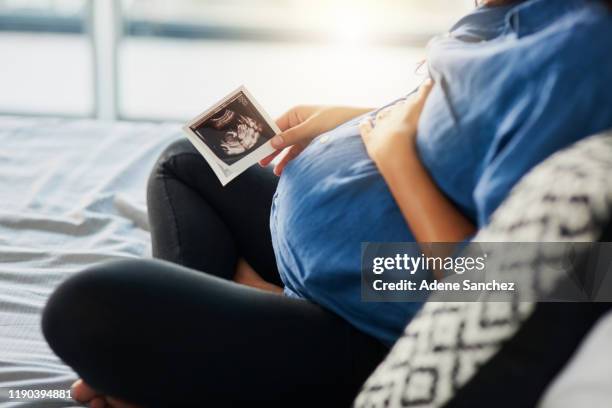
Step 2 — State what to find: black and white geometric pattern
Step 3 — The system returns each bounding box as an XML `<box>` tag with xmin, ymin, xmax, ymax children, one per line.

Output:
<box><xmin>354</xmin><ymin>131</ymin><xmax>612</xmax><ymax>408</ymax></box>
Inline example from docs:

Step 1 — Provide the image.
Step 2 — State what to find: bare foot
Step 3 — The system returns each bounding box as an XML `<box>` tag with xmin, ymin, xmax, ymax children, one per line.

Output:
<box><xmin>72</xmin><ymin>379</ymin><xmax>100</xmax><ymax>404</ymax></box>
<box><xmin>72</xmin><ymin>379</ymin><xmax>140</xmax><ymax>408</ymax></box>
<box><xmin>233</xmin><ymin>258</ymin><xmax>283</xmax><ymax>294</ymax></box>
<box><xmin>70</xmin><ymin>262</ymin><xmax>280</xmax><ymax>407</ymax></box>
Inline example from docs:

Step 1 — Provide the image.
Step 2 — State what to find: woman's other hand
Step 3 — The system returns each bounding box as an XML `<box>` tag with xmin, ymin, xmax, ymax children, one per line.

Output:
<box><xmin>359</xmin><ymin>78</ymin><xmax>475</xmax><ymax>243</ymax></box>
<box><xmin>260</xmin><ymin>105</ymin><xmax>373</xmax><ymax>175</ymax></box>
<box><xmin>359</xmin><ymin>79</ymin><xmax>434</xmax><ymax>169</ymax></box>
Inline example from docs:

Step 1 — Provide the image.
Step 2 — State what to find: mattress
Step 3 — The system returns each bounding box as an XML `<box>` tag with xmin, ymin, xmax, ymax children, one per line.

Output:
<box><xmin>1</xmin><ymin>115</ymin><xmax>611</xmax><ymax>407</ymax></box>
<box><xmin>0</xmin><ymin>116</ymin><xmax>180</xmax><ymax>407</ymax></box>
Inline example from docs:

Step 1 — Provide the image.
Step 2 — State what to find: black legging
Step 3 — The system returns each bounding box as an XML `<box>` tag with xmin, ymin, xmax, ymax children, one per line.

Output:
<box><xmin>42</xmin><ymin>139</ymin><xmax>388</xmax><ymax>407</ymax></box>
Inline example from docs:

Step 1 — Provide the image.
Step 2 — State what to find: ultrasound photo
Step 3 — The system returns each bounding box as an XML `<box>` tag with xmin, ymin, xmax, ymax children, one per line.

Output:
<box><xmin>183</xmin><ymin>86</ymin><xmax>280</xmax><ymax>186</ymax></box>
<box><xmin>190</xmin><ymin>90</ymin><xmax>276</xmax><ymax>166</ymax></box>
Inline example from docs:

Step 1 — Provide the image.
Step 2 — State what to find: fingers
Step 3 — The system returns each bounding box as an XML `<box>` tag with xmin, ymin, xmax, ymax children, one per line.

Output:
<box><xmin>270</xmin><ymin>118</ymin><xmax>317</xmax><ymax>150</ymax></box>
<box><xmin>273</xmin><ymin>144</ymin><xmax>303</xmax><ymax>176</ymax></box>
<box><xmin>258</xmin><ymin>149</ymin><xmax>282</xmax><ymax>167</ymax></box>
<box><xmin>375</xmin><ymin>97</ymin><xmax>410</xmax><ymax>124</ymax></box>
<box><xmin>414</xmin><ymin>78</ymin><xmax>434</xmax><ymax>109</ymax></box>
<box><xmin>359</xmin><ymin>117</ymin><xmax>374</xmax><ymax>139</ymax></box>
<box><xmin>418</xmin><ymin>78</ymin><xmax>434</xmax><ymax>99</ymax></box>
<box><xmin>274</xmin><ymin>109</ymin><xmax>294</xmax><ymax>132</ymax></box>
<box><xmin>259</xmin><ymin>120</ymin><xmax>310</xmax><ymax>167</ymax></box>
<box><xmin>406</xmin><ymin>78</ymin><xmax>434</xmax><ymax>122</ymax></box>
<box><xmin>375</xmin><ymin>106</ymin><xmax>393</xmax><ymax>123</ymax></box>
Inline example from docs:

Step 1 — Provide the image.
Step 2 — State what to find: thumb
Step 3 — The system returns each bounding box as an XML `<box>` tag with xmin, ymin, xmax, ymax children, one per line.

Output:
<box><xmin>270</xmin><ymin>119</ymin><xmax>316</xmax><ymax>149</ymax></box>
<box><xmin>359</xmin><ymin>118</ymin><xmax>374</xmax><ymax>139</ymax></box>
<box><xmin>415</xmin><ymin>78</ymin><xmax>434</xmax><ymax>106</ymax></box>
<box><xmin>407</xmin><ymin>78</ymin><xmax>434</xmax><ymax>121</ymax></box>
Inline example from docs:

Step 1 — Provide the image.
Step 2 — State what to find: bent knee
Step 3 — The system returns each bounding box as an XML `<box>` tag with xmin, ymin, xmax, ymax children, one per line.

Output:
<box><xmin>159</xmin><ymin>138</ymin><xmax>197</xmax><ymax>163</ymax></box>
<box><xmin>150</xmin><ymin>139</ymin><xmax>198</xmax><ymax>177</ymax></box>
<box><xmin>146</xmin><ymin>138</ymin><xmax>215</xmax><ymax>197</ymax></box>
<box><xmin>42</xmin><ymin>260</ymin><xmax>148</xmax><ymax>359</ymax></box>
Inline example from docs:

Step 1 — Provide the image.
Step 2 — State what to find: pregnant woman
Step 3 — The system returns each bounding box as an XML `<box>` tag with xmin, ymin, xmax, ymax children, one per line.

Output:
<box><xmin>43</xmin><ymin>0</ymin><xmax>612</xmax><ymax>406</ymax></box>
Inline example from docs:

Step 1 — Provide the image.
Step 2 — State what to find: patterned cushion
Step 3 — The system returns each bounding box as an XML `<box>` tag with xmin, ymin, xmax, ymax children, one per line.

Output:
<box><xmin>354</xmin><ymin>131</ymin><xmax>612</xmax><ymax>408</ymax></box>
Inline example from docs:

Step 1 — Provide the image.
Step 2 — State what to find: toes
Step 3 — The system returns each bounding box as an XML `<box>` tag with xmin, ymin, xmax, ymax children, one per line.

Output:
<box><xmin>89</xmin><ymin>396</ymin><xmax>108</xmax><ymax>408</ymax></box>
<box><xmin>106</xmin><ymin>396</ymin><xmax>141</xmax><ymax>408</ymax></box>
<box><xmin>72</xmin><ymin>379</ymin><xmax>100</xmax><ymax>402</ymax></box>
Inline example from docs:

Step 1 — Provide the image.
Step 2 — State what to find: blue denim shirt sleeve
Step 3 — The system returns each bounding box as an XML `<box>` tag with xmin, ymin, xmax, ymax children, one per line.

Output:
<box><xmin>269</xmin><ymin>0</ymin><xmax>612</xmax><ymax>346</ymax></box>
<box><xmin>473</xmin><ymin>3</ymin><xmax>612</xmax><ymax>225</ymax></box>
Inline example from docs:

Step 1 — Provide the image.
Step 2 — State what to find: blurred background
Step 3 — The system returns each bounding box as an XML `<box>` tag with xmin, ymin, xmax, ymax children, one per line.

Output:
<box><xmin>0</xmin><ymin>0</ymin><xmax>472</xmax><ymax>121</ymax></box>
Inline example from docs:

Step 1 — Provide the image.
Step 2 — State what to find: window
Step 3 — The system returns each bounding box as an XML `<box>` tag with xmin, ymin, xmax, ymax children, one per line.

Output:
<box><xmin>0</xmin><ymin>0</ymin><xmax>473</xmax><ymax>120</ymax></box>
<box><xmin>0</xmin><ymin>0</ymin><xmax>92</xmax><ymax>116</ymax></box>
<box><xmin>119</xmin><ymin>0</ymin><xmax>473</xmax><ymax>120</ymax></box>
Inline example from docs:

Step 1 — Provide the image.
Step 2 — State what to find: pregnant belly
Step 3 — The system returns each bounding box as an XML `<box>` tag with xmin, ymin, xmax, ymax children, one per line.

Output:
<box><xmin>270</xmin><ymin>116</ymin><xmax>423</xmax><ymax>344</ymax></box>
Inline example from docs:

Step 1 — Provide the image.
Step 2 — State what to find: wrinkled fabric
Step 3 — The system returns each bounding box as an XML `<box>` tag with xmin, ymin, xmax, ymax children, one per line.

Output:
<box><xmin>271</xmin><ymin>0</ymin><xmax>612</xmax><ymax>345</ymax></box>
<box><xmin>0</xmin><ymin>117</ymin><xmax>180</xmax><ymax>406</ymax></box>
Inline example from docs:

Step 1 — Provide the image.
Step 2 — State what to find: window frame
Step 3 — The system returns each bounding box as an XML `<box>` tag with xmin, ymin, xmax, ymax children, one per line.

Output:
<box><xmin>0</xmin><ymin>0</ymin><xmax>471</xmax><ymax>121</ymax></box>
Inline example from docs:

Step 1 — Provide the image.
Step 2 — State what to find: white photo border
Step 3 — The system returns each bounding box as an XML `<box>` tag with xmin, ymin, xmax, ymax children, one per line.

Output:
<box><xmin>182</xmin><ymin>85</ymin><xmax>281</xmax><ymax>186</ymax></box>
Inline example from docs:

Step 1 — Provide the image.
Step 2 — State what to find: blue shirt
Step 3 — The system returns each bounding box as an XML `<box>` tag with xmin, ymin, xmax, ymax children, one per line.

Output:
<box><xmin>270</xmin><ymin>0</ymin><xmax>612</xmax><ymax>346</ymax></box>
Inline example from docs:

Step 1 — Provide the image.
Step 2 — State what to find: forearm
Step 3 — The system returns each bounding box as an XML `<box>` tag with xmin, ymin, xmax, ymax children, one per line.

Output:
<box><xmin>378</xmin><ymin>144</ymin><xmax>476</xmax><ymax>243</ymax></box>
<box><xmin>331</xmin><ymin>106</ymin><xmax>375</xmax><ymax>117</ymax></box>
<box><xmin>323</xmin><ymin>106</ymin><xmax>374</xmax><ymax>128</ymax></box>
<box><xmin>358</xmin><ymin>80</ymin><xmax>471</xmax><ymax>243</ymax></box>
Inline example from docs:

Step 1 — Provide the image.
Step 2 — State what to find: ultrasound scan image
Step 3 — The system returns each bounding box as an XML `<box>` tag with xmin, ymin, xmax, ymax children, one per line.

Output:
<box><xmin>193</xmin><ymin>92</ymin><xmax>275</xmax><ymax>166</ymax></box>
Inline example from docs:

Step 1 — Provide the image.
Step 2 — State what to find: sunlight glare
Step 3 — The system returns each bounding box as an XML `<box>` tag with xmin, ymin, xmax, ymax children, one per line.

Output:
<box><xmin>326</xmin><ymin>2</ymin><xmax>375</xmax><ymax>46</ymax></box>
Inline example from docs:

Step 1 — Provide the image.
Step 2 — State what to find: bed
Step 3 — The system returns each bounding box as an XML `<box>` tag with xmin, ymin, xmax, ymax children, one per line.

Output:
<box><xmin>1</xmin><ymin>116</ymin><xmax>611</xmax><ymax>407</ymax></box>
<box><xmin>0</xmin><ymin>116</ymin><xmax>180</xmax><ymax>406</ymax></box>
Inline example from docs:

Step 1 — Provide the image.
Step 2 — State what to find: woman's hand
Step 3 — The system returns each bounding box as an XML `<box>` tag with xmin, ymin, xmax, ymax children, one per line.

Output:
<box><xmin>359</xmin><ymin>79</ymin><xmax>476</xmax><ymax>243</ymax></box>
<box><xmin>359</xmin><ymin>79</ymin><xmax>433</xmax><ymax>170</ymax></box>
<box><xmin>260</xmin><ymin>105</ymin><xmax>373</xmax><ymax>175</ymax></box>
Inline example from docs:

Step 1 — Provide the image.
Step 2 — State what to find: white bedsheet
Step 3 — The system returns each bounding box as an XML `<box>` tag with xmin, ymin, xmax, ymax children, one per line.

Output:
<box><xmin>0</xmin><ymin>116</ymin><xmax>180</xmax><ymax>407</ymax></box>
<box><xmin>1</xmin><ymin>116</ymin><xmax>611</xmax><ymax>407</ymax></box>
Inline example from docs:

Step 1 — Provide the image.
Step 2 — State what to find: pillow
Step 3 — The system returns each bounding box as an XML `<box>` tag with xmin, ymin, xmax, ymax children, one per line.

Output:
<box><xmin>354</xmin><ymin>130</ymin><xmax>612</xmax><ymax>408</ymax></box>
